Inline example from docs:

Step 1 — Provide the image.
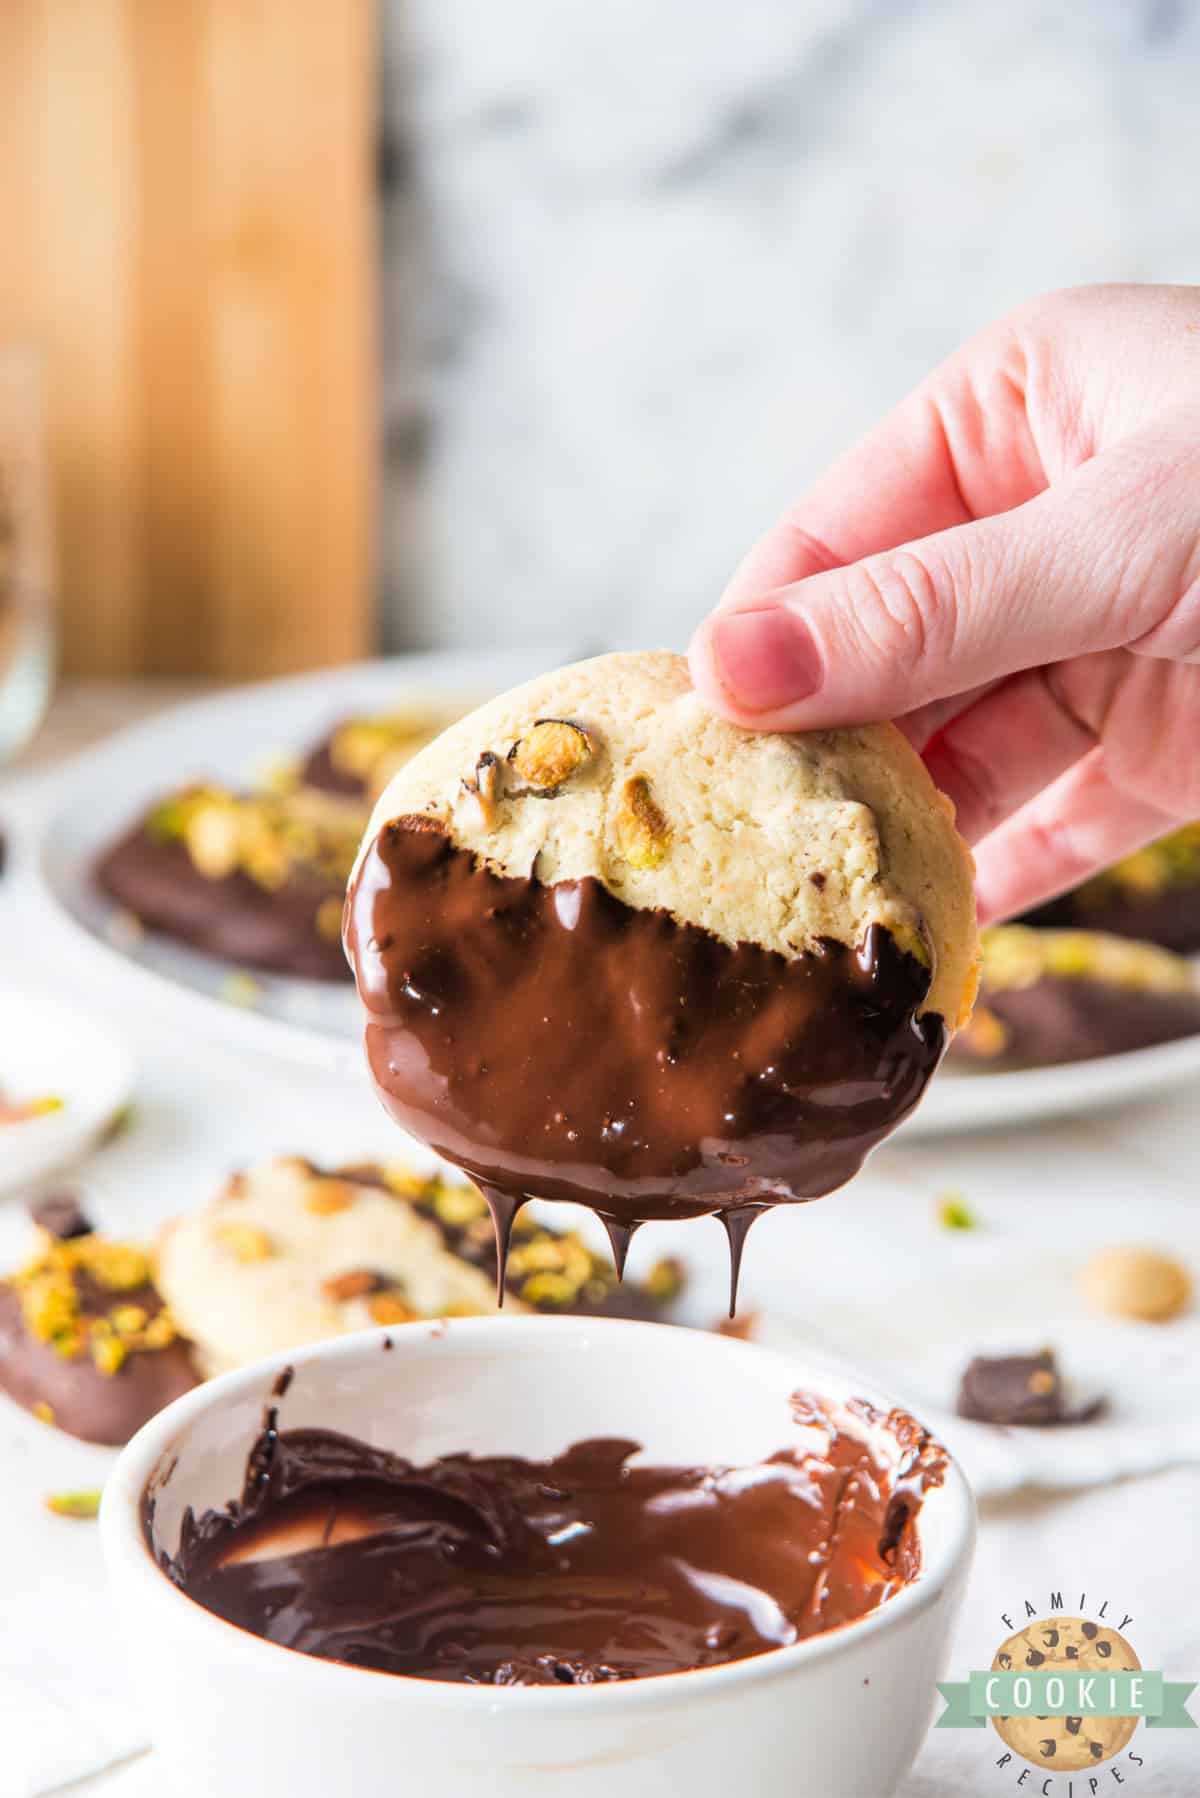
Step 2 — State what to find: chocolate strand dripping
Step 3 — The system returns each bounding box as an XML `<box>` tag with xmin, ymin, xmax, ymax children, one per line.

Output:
<box><xmin>600</xmin><ymin>1217</ymin><xmax>640</xmax><ymax>1282</ymax></box>
<box><xmin>720</xmin><ymin>1205</ymin><xmax>769</xmax><ymax>1317</ymax></box>
<box><xmin>479</xmin><ymin>1185</ymin><xmax>523</xmax><ymax>1306</ymax></box>
<box><xmin>344</xmin><ymin>818</ymin><xmax>946</xmax><ymax>1311</ymax></box>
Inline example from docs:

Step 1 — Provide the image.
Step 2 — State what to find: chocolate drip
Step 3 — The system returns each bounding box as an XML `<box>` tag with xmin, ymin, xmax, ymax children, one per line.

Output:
<box><xmin>720</xmin><ymin>1205</ymin><xmax>768</xmax><ymax>1317</ymax></box>
<box><xmin>601</xmin><ymin>1217</ymin><xmax>640</xmax><ymax>1282</ymax></box>
<box><xmin>345</xmin><ymin>820</ymin><xmax>946</xmax><ymax>1308</ymax></box>
<box><xmin>157</xmin><ymin>1403</ymin><xmax>945</xmax><ymax>1685</ymax></box>
<box><xmin>477</xmin><ymin>1184</ymin><xmax>523</xmax><ymax>1306</ymax></box>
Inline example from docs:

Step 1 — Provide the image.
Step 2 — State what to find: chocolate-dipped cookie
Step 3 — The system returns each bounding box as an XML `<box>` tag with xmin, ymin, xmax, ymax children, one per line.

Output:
<box><xmin>952</xmin><ymin>925</ymin><xmax>1200</xmax><ymax>1069</ymax></box>
<box><xmin>297</xmin><ymin>705</ymin><xmax>471</xmax><ymax>803</ymax></box>
<box><xmin>155</xmin><ymin>1156</ymin><xmax>685</xmax><ymax>1375</ymax></box>
<box><xmin>0</xmin><ymin>1210</ymin><xmax>200</xmax><ymax>1445</ymax></box>
<box><xmin>344</xmin><ymin>651</ymin><xmax>978</xmax><ymax>1298</ymax></box>
<box><xmin>1024</xmin><ymin>822</ymin><xmax>1200</xmax><ymax>953</ymax></box>
<box><xmin>95</xmin><ymin>783</ymin><xmax>362</xmax><ymax>981</ymax></box>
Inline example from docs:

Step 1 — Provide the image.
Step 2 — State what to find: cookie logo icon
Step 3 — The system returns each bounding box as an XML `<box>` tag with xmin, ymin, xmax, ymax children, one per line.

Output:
<box><xmin>990</xmin><ymin>1616</ymin><xmax>1141</xmax><ymax>1770</ymax></box>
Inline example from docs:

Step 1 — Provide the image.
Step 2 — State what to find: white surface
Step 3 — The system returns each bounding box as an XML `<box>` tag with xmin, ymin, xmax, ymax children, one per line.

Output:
<box><xmin>3</xmin><ymin>698</ymin><xmax>1200</xmax><ymax>1795</ymax></box>
<box><xmin>35</xmin><ymin>650</ymin><xmax>572</xmax><ymax>1072</ymax></box>
<box><xmin>101</xmin><ymin>1321</ymin><xmax>973</xmax><ymax>1798</ymax></box>
<box><xmin>0</xmin><ymin>989</ymin><xmax>134</xmax><ymax>1193</ymax></box>
<box><xmin>383</xmin><ymin>3</ymin><xmax>1200</xmax><ymax>653</ymax></box>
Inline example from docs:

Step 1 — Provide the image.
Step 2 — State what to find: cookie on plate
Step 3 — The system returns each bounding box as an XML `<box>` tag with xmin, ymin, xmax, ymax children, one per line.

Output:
<box><xmin>346</xmin><ymin>650</ymin><xmax>979</xmax><ymax>1226</ymax></box>
<box><xmin>1024</xmin><ymin>823</ymin><xmax>1200</xmax><ymax>953</ymax></box>
<box><xmin>95</xmin><ymin>783</ymin><xmax>361</xmax><ymax>982</ymax></box>
<box><xmin>952</xmin><ymin>926</ymin><xmax>1200</xmax><ymax>1069</ymax></box>
<box><xmin>156</xmin><ymin>1156</ymin><xmax>685</xmax><ymax>1375</ymax></box>
<box><xmin>296</xmin><ymin>704</ymin><xmax>475</xmax><ymax>804</ymax></box>
<box><xmin>0</xmin><ymin>1200</ymin><xmax>200</xmax><ymax>1445</ymax></box>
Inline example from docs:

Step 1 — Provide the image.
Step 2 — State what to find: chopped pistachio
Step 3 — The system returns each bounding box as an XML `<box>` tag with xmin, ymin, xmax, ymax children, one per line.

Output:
<box><xmin>76</xmin><ymin>1239</ymin><xmax>151</xmax><ymax>1291</ymax></box>
<box><xmin>368</xmin><ymin>1291</ymin><xmax>417</xmax><ymax>1325</ymax></box>
<box><xmin>936</xmin><ymin>1192</ymin><xmax>979</xmax><ymax>1232</ymax></box>
<box><xmin>219</xmin><ymin>971</ymin><xmax>263</xmax><ymax>1009</ymax></box>
<box><xmin>520</xmin><ymin>1270</ymin><xmax>577</xmax><ymax>1308</ymax></box>
<box><xmin>46</xmin><ymin>1489</ymin><xmax>102</xmax><ymax>1520</ymax></box>
<box><xmin>432</xmin><ymin>1184</ymin><xmax>487</xmax><ymax>1227</ymax></box>
<box><xmin>645</xmin><ymin>1257</ymin><xmax>686</xmax><ymax>1301</ymax></box>
<box><xmin>314</xmin><ymin>894</ymin><xmax>345</xmax><ymax>942</ymax></box>
<box><xmin>323</xmin><ymin>1268</ymin><xmax>386</xmax><ymax>1303</ymax></box>
<box><xmin>91</xmin><ymin>1332</ymin><xmax>127</xmax><ymax>1377</ymax></box>
<box><xmin>303</xmin><ymin>1180</ymin><xmax>356</xmax><ymax>1216</ymax></box>
<box><xmin>509</xmin><ymin>719</ymin><xmax>592</xmax><ymax>791</ymax></box>
<box><xmin>614</xmin><ymin>774</ymin><xmax>671</xmax><ymax>870</ymax></box>
<box><xmin>110</xmin><ymin>1303</ymin><xmax>149</xmax><ymax>1337</ymax></box>
<box><xmin>213</xmin><ymin>1220</ymin><xmax>275</xmax><ymax>1263</ymax></box>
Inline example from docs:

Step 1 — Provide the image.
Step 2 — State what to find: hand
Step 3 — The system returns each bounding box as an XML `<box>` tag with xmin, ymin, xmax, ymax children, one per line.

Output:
<box><xmin>688</xmin><ymin>284</ymin><xmax>1200</xmax><ymax>923</ymax></box>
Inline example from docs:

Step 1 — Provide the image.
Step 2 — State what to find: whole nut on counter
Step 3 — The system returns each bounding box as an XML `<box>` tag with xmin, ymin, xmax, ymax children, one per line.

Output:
<box><xmin>1080</xmin><ymin>1245</ymin><xmax>1192</xmax><ymax>1322</ymax></box>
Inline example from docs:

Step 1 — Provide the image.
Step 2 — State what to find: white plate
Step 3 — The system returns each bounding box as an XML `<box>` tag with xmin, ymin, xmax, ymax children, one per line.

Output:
<box><xmin>35</xmin><ymin>650</ymin><xmax>575</xmax><ymax>1074</ymax></box>
<box><xmin>0</xmin><ymin>987</ymin><xmax>135</xmax><ymax>1192</ymax></box>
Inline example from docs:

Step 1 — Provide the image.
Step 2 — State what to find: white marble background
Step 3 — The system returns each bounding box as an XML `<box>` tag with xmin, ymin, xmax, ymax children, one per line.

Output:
<box><xmin>379</xmin><ymin>0</ymin><xmax>1200</xmax><ymax>652</ymax></box>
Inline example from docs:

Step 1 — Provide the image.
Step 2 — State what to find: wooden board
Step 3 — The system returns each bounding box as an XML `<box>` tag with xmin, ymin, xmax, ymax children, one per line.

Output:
<box><xmin>0</xmin><ymin>0</ymin><xmax>375</xmax><ymax>678</ymax></box>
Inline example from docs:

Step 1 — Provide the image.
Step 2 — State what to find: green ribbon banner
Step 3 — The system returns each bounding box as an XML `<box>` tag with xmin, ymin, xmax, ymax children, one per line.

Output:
<box><xmin>936</xmin><ymin>1670</ymin><xmax>1196</xmax><ymax>1731</ymax></box>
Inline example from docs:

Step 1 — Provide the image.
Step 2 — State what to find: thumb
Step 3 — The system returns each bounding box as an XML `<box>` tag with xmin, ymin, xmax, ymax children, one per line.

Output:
<box><xmin>689</xmin><ymin>428</ymin><xmax>1200</xmax><ymax>730</ymax></box>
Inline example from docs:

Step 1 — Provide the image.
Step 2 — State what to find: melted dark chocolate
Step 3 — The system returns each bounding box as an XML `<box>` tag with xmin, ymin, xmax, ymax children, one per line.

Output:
<box><xmin>156</xmin><ymin>1401</ymin><xmax>944</xmax><ymax>1684</ymax></box>
<box><xmin>345</xmin><ymin>819</ymin><xmax>945</xmax><ymax>1305</ymax></box>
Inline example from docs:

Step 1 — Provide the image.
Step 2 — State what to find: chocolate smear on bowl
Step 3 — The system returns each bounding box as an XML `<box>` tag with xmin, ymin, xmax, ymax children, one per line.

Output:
<box><xmin>344</xmin><ymin>817</ymin><xmax>945</xmax><ymax>1310</ymax></box>
<box><xmin>153</xmin><ymin>1394</ymin><xmax>945</xmax><ymax>1684</ymax></box>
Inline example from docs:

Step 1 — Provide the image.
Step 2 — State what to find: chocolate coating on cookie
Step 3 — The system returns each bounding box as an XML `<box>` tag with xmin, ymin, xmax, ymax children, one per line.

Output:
<box><xmin>346</xmin><ymin>817</ymin><xmax>945</xmax><ymax>1235</ymax></box>
<box><xmin>96</xmin><ymin>809</ymin><xmax>351</xmax><ymax>982</ymax></box>
<box><xmin>0</xmin><ymin>1237</ymin><xmax>199</xmax><ymax>1446</ymax></box>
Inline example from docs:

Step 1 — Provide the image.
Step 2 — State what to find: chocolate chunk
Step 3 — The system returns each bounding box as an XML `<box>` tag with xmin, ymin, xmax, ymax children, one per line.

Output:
<box><xmin>956</xmin><ymin>1350</ymin><xmax>1105</xmax><ymax>1427</ymax></box>
<box><xmin>30</xmin><ymin>1193</ymin><xmax>94</xmax><ymax>1241</ymax></box>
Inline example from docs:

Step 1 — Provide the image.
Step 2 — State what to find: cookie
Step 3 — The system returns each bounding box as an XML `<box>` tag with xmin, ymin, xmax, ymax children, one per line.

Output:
<box><xmin>155</xmin><ymin>1156</ymin><xmax>685</xmax><ymax>1375</ymax></box>
<box><xmin>952</xmin><ymin>925</ymin><xmax>1200</xmax><ymax>1069</ymax></box>
<box><xmin>1081</xmin><ymin>1245</ymin><xmax>1191</xmax><ymax>1322</ymax></box>
<box><xmin>991</xmin><ymin>1617</ymin><xmax>1141</xmax><ymax>1770</ymax></box>
<box><xmin>345</xmin><ymin>651</ymin><xmax>978</xmax><ymax>1257</ymax></box>
<box><xmin>1025</xmin><ymin>822</ymin><xmax>1200</xmax><ymax>953</ymax></box>
<box><xmin>297</xmin><ymin>703</ymin><xmax>474</xmax><ymax>803</ymax></box>
<box><xmin>95</xmin><ymin>783</ymin><xmax>361</xmax><ymax>981</ymax></box>
<box><xmin>956</xmin><ymin>1350</ymin><xmax>1104</xmax><ymax>1427</ymax></box>
<box><xmin>0</xmin><ymin>1206</ymin><xmax>200</xmax><ymax>1445</ymax></box>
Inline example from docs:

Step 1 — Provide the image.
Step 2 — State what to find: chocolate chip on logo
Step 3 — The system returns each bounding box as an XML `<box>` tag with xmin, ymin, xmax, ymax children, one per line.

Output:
<box><xmin>1065</xmin><ymin>1717</ymin><xmax>1082</xmax><ymax>1735</ymax></box>
<box><xmin>1039</xmin><ymin>1740</ymin><xmax>1057</xmax><ymax>1758</ymax></box>
<box><xmin>1081</xmin><ymin>1622</ymin><xmax>1099</xmax><ymax>1640</ymax></box>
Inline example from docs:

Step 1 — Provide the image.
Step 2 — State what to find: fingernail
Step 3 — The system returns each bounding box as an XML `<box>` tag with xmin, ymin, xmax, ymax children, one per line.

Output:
<box><xmin>708</xmin><ymin>608</ymin><xmax>823</xmax><ymax>713</ymax></box>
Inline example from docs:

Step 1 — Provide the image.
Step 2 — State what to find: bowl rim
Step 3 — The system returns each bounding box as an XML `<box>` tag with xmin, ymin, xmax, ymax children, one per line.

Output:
<box><xmin>101</xmin><ymin>1315</ymin><xmax>976</xmax><ymax>1712</ymax></box>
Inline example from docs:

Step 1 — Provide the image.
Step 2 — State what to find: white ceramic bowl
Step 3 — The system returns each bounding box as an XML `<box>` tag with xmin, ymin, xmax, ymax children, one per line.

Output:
<box><xmin>101</xmin><ymin>1318</ymin><xmax>975</xmax><ymax>1798</ymax></box>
